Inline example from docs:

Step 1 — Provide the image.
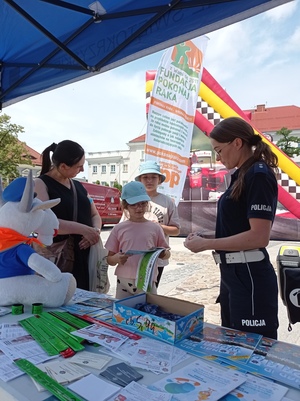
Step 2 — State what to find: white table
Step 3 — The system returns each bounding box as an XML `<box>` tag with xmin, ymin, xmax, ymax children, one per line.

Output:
<box><xmin>0</xmin><ymin>305</ymin><xmax>300</xmax><ymax>401</ymax></box>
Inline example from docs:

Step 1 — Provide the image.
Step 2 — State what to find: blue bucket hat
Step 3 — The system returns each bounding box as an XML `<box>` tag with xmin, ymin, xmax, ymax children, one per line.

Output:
<box><xmin>135</xmin><ymin>160</ymin><xmax>166</xmax><ymax>182</ymax></box>
<box><xmin>121</xmin><ymin>181</ymin><xmax>151</xmax><ymax>205</ymax></box>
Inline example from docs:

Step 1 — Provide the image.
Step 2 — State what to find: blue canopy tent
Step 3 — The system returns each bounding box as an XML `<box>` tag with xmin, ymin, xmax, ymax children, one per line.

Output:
<box><xmin>0</xmin><ymin>0</ymin><xmax>292</xmax><ymax>109</ymax></box>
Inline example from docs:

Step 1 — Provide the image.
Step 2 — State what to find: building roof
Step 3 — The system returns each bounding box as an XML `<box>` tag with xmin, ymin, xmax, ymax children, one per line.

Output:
<box><xmin>128</xmin><ymin>134</ymin><xmax>146</xmax><ymax>143</ymax></box>
<box><xmin>21</xmin><ymin>141</ymin><xmax>42</xmax><ymax>166</ymax></box>
<box><xmin>245</xmin><ymin>104</ymin><xmax>300</xmax><ymax>132</ymax></box>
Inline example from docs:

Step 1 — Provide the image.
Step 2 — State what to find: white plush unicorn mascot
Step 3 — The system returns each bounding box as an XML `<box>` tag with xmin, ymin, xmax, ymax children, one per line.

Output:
<box><xmin>0</xmin><ymin>171</ymin><xmax>76</xmax><ymax>307</ymax></box>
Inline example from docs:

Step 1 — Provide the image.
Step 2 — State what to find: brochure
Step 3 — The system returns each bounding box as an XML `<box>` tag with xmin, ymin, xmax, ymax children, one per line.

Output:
<box><xmin>176</xmin><ymin>323</ymin><xmax>262</xmax><ymax>363</ymax></box>
<box><xmin>68</xmin><ymin>350</ymin><xmax>112</xmax><ymax>370</ymax></box>
<box><xmin>59</xmin><ymin>303</ymin><xmax>103</xmax><ymax>316</ymax></box>
<box><xmin>71</xmin><ymin>324</ymin><xmax>129</xmax><ymax>352</ymax></box>
<box><xmin>69</xmin><ymin>288</ymin><xmax>111</xmax><ymax>303</ymax></box>
<box><xmin>78</xmin><ymin>297</ymin><xmax>114</xmax><ymax>310</ymax></box>
<box><xmin>107</xmin><ymin>381</ymin><xmax>172</xmax><ymax>401</ymax></box>
<box><xmin>135</xmin><ymin>248</ymin><xmax>167</xmax><ymax>291</ymax></box>
<box><xmin>31</xmin><ymin>359</ymin><xmax>90</xmax><ymax>392</ymax></box>
<box><xmin>244</xmin><ymin>336</ymin><xmax>300</xmax><ymax>390</ymax></box>
<box><xmin>254</xmin><ymin>336</ymin><xmax>300</xmax><ymax>369</ymax></box>
<box><xmin>125</xmin><ymin>247</ymin><xmax>165</xmax><ymax>255</ymax></box>
<box><xmin>98</xmin><ymin>336</ymin><xmax>189</xmax><ymax>373</ymax></box>
<box><xmin>219</xmin><ymin>373</ymin><xmax>288</xmax><ymax>401</ymax></box>
<box><xmin>247</xmin><ymin>353</ymin><xmax>300</xmax><ymax>390</ymax></box>
<box><xmin>149</xmin><ymin>358</ymin><xmax>247</xmax><ymax>401</ymax></box>
<box><xmin>0</xmin><ymin>322</ymin><xmax>28</xmax><ymax>340</ymax></box>
<box><xmin>0</xmin><ymin>342</ymin><xmax>57</xmax><ymax>382</ymax></box>
<box><xmin>130</xmin><ymin>340</ymin><xmax>174</xmax><ymax>374</ymax></box>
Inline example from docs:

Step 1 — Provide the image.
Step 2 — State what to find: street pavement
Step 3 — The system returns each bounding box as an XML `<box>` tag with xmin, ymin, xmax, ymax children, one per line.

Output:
<box><xmin>101</xmin><ymin>226</ymin><xmax>300</xmax><ymax>345</ymax></box>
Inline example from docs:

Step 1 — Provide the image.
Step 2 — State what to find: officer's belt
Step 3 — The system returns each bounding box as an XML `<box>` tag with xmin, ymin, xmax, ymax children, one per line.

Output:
<box><xmin>212</xmin><ymin>250</ymin><xmax>265</xmax><ymax>264</ymax></box>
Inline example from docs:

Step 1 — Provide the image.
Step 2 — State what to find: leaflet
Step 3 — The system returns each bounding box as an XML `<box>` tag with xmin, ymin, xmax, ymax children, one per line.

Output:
<box><xmin>0</xmin><ymin>322</ymin><xmax>28</xmax><ymax>340</ymax></box>
<box><xmin>130</xmin><ymin>340</ymin><xmax>174</xmax><ymax>374</ymax></box>
<box><xmin>219</xmin><ymin>373</ymin><xmax>288</xmax><ymax>401</ymax></box>
<box><xmin>71</xmin><ymin>324</ymin><xmax>128</xmax><ymax>352</ymax></box>
<box><xmin>149</xmin><ymin>358</ymin><xmax>247</xmax><ymax>401</ymax></box>
<box><xmin>31</xmin><ymin>359</ymin><xmax>90</xmax><ymax>392</ymax></box>
<box><xmin>68</xmin><ymin>350</ymin><xmax>112</xmax><ymax>370</ymax></box>
<box><xmin>107</xmin><ymin>381</ymin><xmax>172</xmax><ymax>401</ymax></box>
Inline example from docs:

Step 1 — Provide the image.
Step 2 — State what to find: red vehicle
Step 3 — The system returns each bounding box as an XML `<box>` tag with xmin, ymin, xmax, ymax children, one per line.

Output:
<box><xmin>81</xmin><ymin>182</ymin><xmax>122</xmax><ymax>227</ymax></box>
<box><xmin>185</xmin><ymin>163</ymin><xmax>230</xmax><ymax>200</ymax></box>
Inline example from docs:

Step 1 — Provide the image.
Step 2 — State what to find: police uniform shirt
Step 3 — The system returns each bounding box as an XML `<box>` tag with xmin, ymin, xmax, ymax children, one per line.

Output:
<box><xmin>216</xmin><ymin>161</ymin><xmax>278</xmax><ymax>239</ymax></box>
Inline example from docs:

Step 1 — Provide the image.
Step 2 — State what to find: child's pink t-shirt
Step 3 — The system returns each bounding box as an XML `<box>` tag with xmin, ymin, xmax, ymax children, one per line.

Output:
<box><xmin>105</xmin><ymin>220</ymin><xmax>169</xmax><ymax>279</ymax></box>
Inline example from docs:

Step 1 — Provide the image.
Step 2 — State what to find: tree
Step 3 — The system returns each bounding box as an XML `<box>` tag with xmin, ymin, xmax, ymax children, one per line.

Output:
<box><xmin>113</xmin><ymin>180</ymin><xmax>122</xmax><ymax>192</ymax></box>
<box><xmin>276</xmin><ymin>127</ymin><xmax>300</xmax><ymax>158</ymax></box>
<box><xmin>0</xmin><ymin>114</ymin><xmax>32</xmax><ymax>182</ymax></box>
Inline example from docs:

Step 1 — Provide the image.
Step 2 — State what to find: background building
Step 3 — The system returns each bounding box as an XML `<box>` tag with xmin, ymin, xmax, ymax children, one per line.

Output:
<box><xmin>86</xmin><ymin>104</ymin><xmax>300</xmax><ymax>185</ymax></box>
<box><xmin>17</xmin><ymin>142</ymin><xmax>42</xmax><ymax>178</ymax></box>
<box><xmin>86</xmin><ymin>134</ymin><xmax>145</xmax><ymax>186</ymax></box>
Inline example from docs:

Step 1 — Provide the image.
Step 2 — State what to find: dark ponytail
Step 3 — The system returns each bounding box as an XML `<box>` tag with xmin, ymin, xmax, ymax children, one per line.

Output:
<box><xmin>41</xmin><ymin>140</ymin><xmax>84</xmax><ymax>175</ymax></box>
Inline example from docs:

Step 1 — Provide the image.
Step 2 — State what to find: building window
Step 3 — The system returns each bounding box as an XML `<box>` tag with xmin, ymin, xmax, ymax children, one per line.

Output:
<box><xmin>110</xmin><ymin>181</ymin><xmax>115</xmax><ymax>187</ymax></box>
<box><xmin>101</xmin><ymin>165</ymin><xmax>106</xmax><ymax>174</ymax></box>
<box><xmin>123</xmin><ymin>164</ymin><xmax>128</xmax><ymax>173</ymax></box>
<box><xmin>21</xmin><ymin>168</ymin><xmax>30</xmax><ymax>177</ymax></box>
<box><xmin>92</xmin><ymin>165</ymin><xmax>97</xmax><ymax>174</ymax></box>
<box><xmin>122</xmin><ymin>180</ymin><xmax>128</xmax><ymax>186</ymax></box>
<box><xmin>110</xmin><ymin>165</ymin><xmax>116</xmax><ymax>173</ymax></box>
<box><xmin>101</xmin><ymin>181</ymin><xmax>106</xmax><ymax>186</ymax></box>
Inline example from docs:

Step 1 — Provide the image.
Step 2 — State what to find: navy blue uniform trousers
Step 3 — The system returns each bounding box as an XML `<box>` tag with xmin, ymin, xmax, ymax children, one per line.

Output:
<box><xmin>218</xmin><ymin>258</ymin><xmax>279</xmax><ymax>339</ymax></box>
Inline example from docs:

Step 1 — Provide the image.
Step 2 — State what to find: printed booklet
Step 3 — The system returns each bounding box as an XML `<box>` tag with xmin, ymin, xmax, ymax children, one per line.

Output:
<box><xmin>175</xmin><ymin>323</ymin><xmax>262</xmax><ymax>363</ymax></box>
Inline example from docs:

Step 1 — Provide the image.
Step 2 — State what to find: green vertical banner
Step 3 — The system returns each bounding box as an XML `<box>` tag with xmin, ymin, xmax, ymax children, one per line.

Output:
<box><xmin>145</xmin><ymin>36</ymin><xmax>209</xmax><ymax>205</ymax></box>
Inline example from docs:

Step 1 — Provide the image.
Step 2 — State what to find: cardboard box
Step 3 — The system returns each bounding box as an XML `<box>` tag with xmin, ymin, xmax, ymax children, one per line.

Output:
<box><xmin>112</xmin><ymin>293</ymin><xmax>204</xmax><ymax>344</ymax></box>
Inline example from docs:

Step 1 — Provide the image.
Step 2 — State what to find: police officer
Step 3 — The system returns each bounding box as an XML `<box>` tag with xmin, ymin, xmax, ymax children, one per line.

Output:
<box><xmin>184</xmin><ymin>117</ymin><xmax>279</xmax><ymax>339</ymax></box>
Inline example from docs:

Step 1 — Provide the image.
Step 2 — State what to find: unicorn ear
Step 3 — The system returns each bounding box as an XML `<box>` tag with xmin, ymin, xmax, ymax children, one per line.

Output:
<box><xmin>19</xmin><ymin>170</ymin><xmax>34</xmax><ymax>213</ymax></box>
<box><xmin>31</xmin><ymin>198</ymin><xmax>61</xmax><ymax>212</ymax></box>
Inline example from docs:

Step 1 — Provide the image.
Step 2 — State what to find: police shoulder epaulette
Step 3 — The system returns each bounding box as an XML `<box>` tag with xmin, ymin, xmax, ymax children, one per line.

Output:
<box><xmin>253</xmin><ymin>161</ymin><xmax>268</xmax><ymax>174</ymax></box>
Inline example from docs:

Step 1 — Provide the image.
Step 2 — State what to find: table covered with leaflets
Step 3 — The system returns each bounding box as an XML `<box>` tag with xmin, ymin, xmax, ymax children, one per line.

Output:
<box><xmin>0</xmin><ymin>288</ymin><xmax>299</xmax><ymax>401</ymax></box>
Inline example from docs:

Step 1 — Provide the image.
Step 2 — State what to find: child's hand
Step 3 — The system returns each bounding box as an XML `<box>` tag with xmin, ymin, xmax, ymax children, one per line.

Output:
<box><xmin>159</xmin><ymin>249</ymin><xmax>171</xmax><ymax>260</ymax></box>
<box><xmin>118</xmin><ymin>251</ymin><xmax>131</xmax><ymax>265</ymax></box>
<box><xmin>107</xmin><ymin>251</ymin><xmax>131</xmax><ymax>266</ymax></box>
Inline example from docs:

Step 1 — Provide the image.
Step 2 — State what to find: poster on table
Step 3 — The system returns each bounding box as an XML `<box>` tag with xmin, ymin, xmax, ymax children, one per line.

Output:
<box><xmin>145</xmin><ymin>37</ymin><xmax>209</xmax><ymax>206</ymax></box>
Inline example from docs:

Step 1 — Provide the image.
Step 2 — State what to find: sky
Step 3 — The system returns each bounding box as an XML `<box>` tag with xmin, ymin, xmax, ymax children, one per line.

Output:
<box><xmin>4</xmin><ymin>0</ymin><xmax>300</xmax><ymax>178</ymax></box>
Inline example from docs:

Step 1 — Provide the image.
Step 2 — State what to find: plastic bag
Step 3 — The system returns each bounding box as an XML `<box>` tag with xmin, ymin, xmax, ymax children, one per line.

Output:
<box><xmin>33</xmin><ymin>236</ymin><xmax>75</xmax><ymax>273</ymax></box>
<box><xmin>88</xmin><ymin>237</ymin><xmax>110</xmax><ymax>294</ymax></box>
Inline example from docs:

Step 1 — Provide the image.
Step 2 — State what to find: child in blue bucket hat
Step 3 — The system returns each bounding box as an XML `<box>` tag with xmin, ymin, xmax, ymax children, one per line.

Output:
<box><xmin>134</xmin><ymin>160</ymin><xmax>180</xmax><ymax>288</ymax></box>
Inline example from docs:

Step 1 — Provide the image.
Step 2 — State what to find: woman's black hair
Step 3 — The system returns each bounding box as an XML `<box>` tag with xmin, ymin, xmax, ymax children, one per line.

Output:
<box><xmin>40</xmin><ymin>140</ymin><xmax>85</xmax><ymax>175</ymax></box>
<box><xmin>210</xmin><ymin>117</ymin><xmax>278</xmax><ymax>200</ymax></box>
